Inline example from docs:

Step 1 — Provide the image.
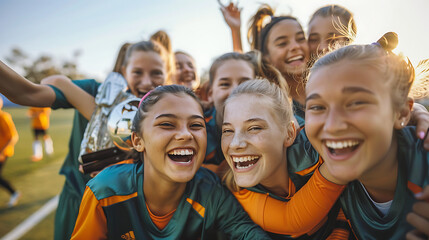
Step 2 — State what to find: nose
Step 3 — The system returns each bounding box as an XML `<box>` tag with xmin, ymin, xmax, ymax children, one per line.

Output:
<box><xmin>323</xmin><ymin>106</ymin><xmax>348</xmax><ymax>133</ymax></box>
<box><xmin>137</xmin><ymin>73</ymin><xmax>154</xmax><ymax>90</ymax></box>
<box><xmin>229</xmin><ymin>131</ymin><xmax>247</xmax><ymax>150</ymax></box>
<box><xmin>289</xmin><ymin>39</ymin><xmax>301</xmax><ymax>52</ymax></box>
<box><xmin>183</xmin><ymin>64</ymin><xmax>192</xmax><ymax>73</ymax></box>
<box><xmin>175</xmin><ymin>125</ymin><xmax>193</xmax><ymax>141</ymax></box>
<box><xmin>318</xmin><ymin>40</ymin><xmax>329</xmax><ymax>54</ymax></box>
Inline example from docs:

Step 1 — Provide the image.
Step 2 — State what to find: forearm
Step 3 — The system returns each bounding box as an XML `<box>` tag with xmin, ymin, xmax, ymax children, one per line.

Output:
<box><xmin>231</xmin><ymin>27</ymin><xmax>243</xmax><ymax>53</ymax></box>
<box><xmin>42</xmin><ymin>76</ymin><xmax>96</xmax><ymax>120</ymax></box>
<box><xmin>0</xmin><ymin>61</ymin><xmax>55</xmax><ymax>106</ymax></box>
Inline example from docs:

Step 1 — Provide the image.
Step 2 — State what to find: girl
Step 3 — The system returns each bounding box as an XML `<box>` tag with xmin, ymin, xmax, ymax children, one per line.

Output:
<box><xmin>0</xmin><ymin>39</ymin><xmax>171</xmax><ymax>239</ymax></box>
<box><xmin>221</xmin><ymin>79</ymin><xmax>347</xmax><ymax>239</ymax></box>
<box><xmin>305</xmin><ymin>32</ymin><xmax>429</xmax><ymax>239</ymax></box>
<box><xmin>174</xmin><ymin>51</ymin><xmax>200</xmax><ymax>90</ymax></box>
<box><xmin>28</xmin><ymin>107</ymin><xmax>54</xmax><ymax>161</ymax></box>
<box><xmin>248</xmin><ymin>5</ymin><xmax>309</xmax><ymax>122</ymax></box>
<box><xmin>71</xmin><ymin>85</ymin><xmax>271</xmax><ymax>239</ymax></box>
<box><xmin>307</xmin><ymin>5</ymin><xmax>357</xmax><ymax>57</ymax></box>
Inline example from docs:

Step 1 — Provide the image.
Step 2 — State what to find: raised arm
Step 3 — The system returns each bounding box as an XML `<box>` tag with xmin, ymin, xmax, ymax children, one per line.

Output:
<box><xmin>219</xmin><ymin>1</ymin><xmax>243</xmax><ymax>53</ymax></box>
<box><xmin>0</xmin><ymin>60</ymin><xmax>55</xmax><ymax>107</ymax></box>
<box><xmin>41</xmin><ymin>75</ymin><xmax>96</xmax><ymax>120</ymax></box>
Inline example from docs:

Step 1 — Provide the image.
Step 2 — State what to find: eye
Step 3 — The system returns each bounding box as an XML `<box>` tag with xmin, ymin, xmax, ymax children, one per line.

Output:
<box><xmin>347</xmin><ymin>100</ymin><xmax>368</xmax><ymax>107</ymax></box>
<box><xmin>276</xmin><ymin>42</ymin><xmax>287</xmax><ymax>47</ymax></box>
<box><xmin>187</xmin><ymin>63</ymin><xmax>194</xmax><ymax>69</ymax></box>
<box><xmin>158</xmin><ymin>122</ymin><xmax>174</xmax><ymax>128</ymax></box>
<box><xmin>248</xmin><ymin>126</ymin><xmax>262</xmax><ymax>132</ymax></box>
<box><xmin>222</xmin><ymin>128</ymin><xmax>234</xmax><ymax>134</ymax></box>
<box><xmin>151</xmin><ymin>70</ymin><xmax>164</xmax><ymax>77</ymax></box>
<box><xmin>218</xmin><ymin>81</ymin><xmax>231</xmax><ymax>88</ymax></box>
<box><xmin>297</xmin><ymin>37</ymin><xmax>306</xmax><ymax>43</ymax></box>
<box><xmin>132</xmin><ymin>71</ymin><xmax>142</xmax><ymax>75</ymax></box>
<box><xmin>190</xmin><ymin>122</ymin><xmax>205</xmax><ymax>130</ymax></box>
<box><xmin>306</xmin><ymin>104</ymin><xmax>325</xmax><ymax>112</ymax></box>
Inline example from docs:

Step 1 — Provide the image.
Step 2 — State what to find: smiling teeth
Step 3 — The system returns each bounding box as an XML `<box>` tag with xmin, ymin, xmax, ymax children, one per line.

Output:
<box><xmin>236</xmin><ymin>163</ymin><xmax>255</xmax><ymax>169</ymax></box>
<box><xmin>325</xmin><ymin>140</ymin><xmax>359</xmax><ymax>149</ymax></box>
<box><xmin>232</xmin><ymin>156</ymin><xmax>259</xmax><ymax>163</ymax></box>
<box><xmin>168</xmin><ymin>149</ymin><xmax>193</xmax><ymax>155</ymax></box>
<box><xmin>288</xmin><ymin>55</ymin><xmax>303</xmax><ymax>61</ymax></box>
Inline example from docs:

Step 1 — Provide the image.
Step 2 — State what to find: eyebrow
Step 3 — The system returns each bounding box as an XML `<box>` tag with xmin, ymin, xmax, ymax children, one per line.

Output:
<box><xmin>222</xmin><ymin>118</ymin><xmax>266</xmax><ymax>126</ymax></box>
<box><xmin>305</xmin><ymin>86</ymin><xmax>375</xmax><ymax>103</ymax></box>
<box><xmin>155</xmin><ymin>114</ymin><xmax>204</xmax><ymax>120</ymax></box>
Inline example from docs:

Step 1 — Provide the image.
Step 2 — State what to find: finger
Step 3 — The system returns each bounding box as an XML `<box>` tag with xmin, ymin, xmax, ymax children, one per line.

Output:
<box><xmin>413</xmin><ymin>201</ymin><xmax>429</xmax><ymax>219</ymax></box>
<box><xmin>406</xmin><ymin>229</ymin><xmax>427</xmax><ymax>240</ymax></box>
<box><xmin>415</xmin><ymin>186</ymin><xmax>429</xmax><ymax>200</ymax></box>
<box><xmin>78</xmin><ymin>165</ymin><xmax>84</xmax><ymax>174</ymax></box>
<box><xmin>90</xmin><ymin>171</ymin><xmax>101</xmax><ymax>178</ymax></box>
<box><xmin>407</xmin><ymin>211</ymin><xmax>429</xmax><ymax>236</ymax></box>
<box><xmin>217</xmin><ymin>0</ymin><xmax>225</xmax><ymax>8</ymax></box>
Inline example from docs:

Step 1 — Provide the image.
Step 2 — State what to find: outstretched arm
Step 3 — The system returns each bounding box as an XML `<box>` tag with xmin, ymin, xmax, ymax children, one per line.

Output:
<box><xmin>0</xmin><ymin>60</ymin><xmax>55</xmax><ymax>107</ymax></box>
<box><xmin>219</xmin><ymin>1</ymin><xmax>243</xmax><ymax>53</ymax></box>
<box><xmin>41</xmin><ymin>75</ymin><xmax>96</xmax><ymax>120</ymax></box>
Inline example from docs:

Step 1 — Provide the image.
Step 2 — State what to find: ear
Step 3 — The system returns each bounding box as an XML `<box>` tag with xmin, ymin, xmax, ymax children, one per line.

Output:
<box><xmin>207</xmin><ymin>87</ymin><xmax>213</xmax><ymax>103</ymax></box>
<box><xmin>131</xmin><ymin>132</ymin><xmax>145</xmax><ymax>152</ymax></box>
<box><xmin>284</xmin><ymin>121</ymin><xmax>297</xmax><ymax>147</ymax></box>
<box><xmin>394</xmin><ymin>97</ymin><xmax>413</xmax><ymax>129</ymax></box>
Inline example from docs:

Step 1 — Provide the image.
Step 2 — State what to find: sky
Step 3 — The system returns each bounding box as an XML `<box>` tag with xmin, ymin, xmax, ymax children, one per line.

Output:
<box><xmin>1</xmin><ymin>0</ymin><xmax>429</xmax><ymax>81</ymax></box>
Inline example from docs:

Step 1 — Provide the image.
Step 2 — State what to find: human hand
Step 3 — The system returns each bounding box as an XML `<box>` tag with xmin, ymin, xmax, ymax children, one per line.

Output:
<box><xmin>409</xmin><ymin>102</ymin><xmax>429</xmax><ymax>150</ymax></box>
<box><xmin>40</xmin><ymin>75</ymin><xmax>72</xmax><ymax>89</ymax></box>
<box><xmin>219</xmin><ymin>0</ymin><xmax>242</xmax><ymax>30</ymax></box>
<box><xmin>406</xmin><ymin>185</ymin><xmax>429</xmax><ymax>239</ymax></box>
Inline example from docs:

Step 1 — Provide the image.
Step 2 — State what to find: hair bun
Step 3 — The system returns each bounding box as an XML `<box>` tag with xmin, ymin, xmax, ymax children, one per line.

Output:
<box><xmin>377</xmin><ymin>32</ymin><xmax>398</xmax><ymax>51</ymax></box>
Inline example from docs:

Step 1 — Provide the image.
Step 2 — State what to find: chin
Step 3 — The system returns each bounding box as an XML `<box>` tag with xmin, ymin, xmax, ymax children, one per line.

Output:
<box><xmin>235</xmin><ymin>175</ymin><xmax>259</xmax><ymax>188</ymax></box>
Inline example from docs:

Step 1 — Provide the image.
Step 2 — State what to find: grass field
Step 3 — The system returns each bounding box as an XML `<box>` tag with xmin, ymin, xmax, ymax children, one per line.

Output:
<box><xmin>0</xmin><ymin>107</ymin><xmax>75</xmax><ymax>239</ymax></box>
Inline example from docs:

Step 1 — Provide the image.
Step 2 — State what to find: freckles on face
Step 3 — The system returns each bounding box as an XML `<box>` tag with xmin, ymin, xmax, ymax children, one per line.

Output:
<box><xmin>124</xmin><ymin>51</ymin><xmax>166</xmax><ymax>98</ymax></box>
<box><xmin>210</xmin><ymin>59</ymin><xmax>254</xmax><ymax>111</ymax></box>
<box><xmin>305</xmin><ymin>61</ymin><xmax>398</xmax><ymax>182</ymax></box>
<box><xmin>221</xmin><ymin>95</ymin><xmax>287</xmax><ymax>188</ymax></box>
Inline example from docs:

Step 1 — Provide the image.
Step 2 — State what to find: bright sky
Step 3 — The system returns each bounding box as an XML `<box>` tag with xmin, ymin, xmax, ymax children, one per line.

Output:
<box><xmin>1</xmin><ymin>0</ymin><xmax>428</xmax><ymax>81</ymax></box>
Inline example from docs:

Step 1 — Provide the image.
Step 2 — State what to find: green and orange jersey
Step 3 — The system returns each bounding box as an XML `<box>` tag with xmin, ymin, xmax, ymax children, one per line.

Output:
<box><xmin>71</xmin><ymin>163</ymin><xmax>271</xmax><ymax>240</ymax></box>
<box><xmin>0</xmin><ymin>110</ymin><xmax>18</xmax><ymax>160</ymax></box>
<box><xmin>232</xmin><ymin>130</ymin><xmax>346</xmax><ymax>239</ymax></box>
<box><xmin>327</xmin><ymin>127</ymin><xmax>429</xmax><ymax>240</ymax></box>
<box><xmin>28</xmin><ymin>107</ymin><xmax>51</xmax><ymax>130</ymax></box>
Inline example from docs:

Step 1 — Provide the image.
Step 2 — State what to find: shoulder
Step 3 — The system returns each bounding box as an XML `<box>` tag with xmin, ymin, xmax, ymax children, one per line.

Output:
<box><xmin>87</xmin><ymin>163</ymin><xmax>140</xmax><ymax>200</ymax></box>
<box><xmin>287</xmin><ymin>129</ymin><xmax>319</xmax><ymax>173</ymax></box>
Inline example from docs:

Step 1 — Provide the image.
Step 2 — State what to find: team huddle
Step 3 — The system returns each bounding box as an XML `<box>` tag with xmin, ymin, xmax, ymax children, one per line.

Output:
<box><xmin>0</xmin><ymin>3</ymin><xmax>428</xmax><ymax>240</ymax></box>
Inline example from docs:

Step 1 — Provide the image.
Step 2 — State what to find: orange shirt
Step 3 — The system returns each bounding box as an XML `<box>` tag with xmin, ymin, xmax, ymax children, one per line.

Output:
<box><xmin>0</xmin><ymin>110</ymin><xmax>18</xmax><ymax>160</ymax></box>
<box><xmin>28</xmin><ymin>107</ymin><xmax>51</xmax><ymax>130</ymax></box>
<box><xmin>233</xmin><ymin>167</ymin><xmax>345</xmax><ymax>238</ymax></box>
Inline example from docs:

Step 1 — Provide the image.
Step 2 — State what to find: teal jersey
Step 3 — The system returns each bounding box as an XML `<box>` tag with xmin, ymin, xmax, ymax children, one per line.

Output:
<box><xmin>80</xmin><ymin>163</ymin><xmax>270</xmax><ymax>239</ymax></box>
<box><xmin>338</xmin><ymin>127</ymin><xmax>429</xmax><ymax>239</ymax></box>
<box><xmin>204</xmin><ymin>107</ymin><xmax>224</xmax><ymax>165</ymax></box>
<box><xmin>49</xmin><ymin>79</ymin><xmax>100</xmax><ymax>240</ymax></box>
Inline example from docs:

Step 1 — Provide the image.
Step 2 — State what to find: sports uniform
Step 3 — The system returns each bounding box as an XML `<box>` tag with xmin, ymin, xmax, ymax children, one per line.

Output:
<box><xmin>71</xmin><ymin>163</ymin><xmax>271</xmax><ymax>239</ymax></box>
<box><xmin>49</xmin><ymin>79</ymin><xmax>100</xmax><ymax>240</ymax></box>
<box><xmin>330</xmin><ymin>127</ymin><xmax>429</xmax><ymax>240</ymax></box>
<box><xmin>28</xmin><ymin>107</ymin><xmax>51</xmax><ymax>133</ymax></box>
<box><xmin>232</xmin><ymin>130</ymin><xmax>345</xmax><ymax>239</ymax></box>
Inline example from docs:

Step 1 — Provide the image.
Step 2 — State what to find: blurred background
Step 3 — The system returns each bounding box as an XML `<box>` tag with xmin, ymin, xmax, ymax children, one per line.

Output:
<box><xmin>0</xmin><ymin>0</ymin><xmax>428</xmax><ymax>239</ymax></box>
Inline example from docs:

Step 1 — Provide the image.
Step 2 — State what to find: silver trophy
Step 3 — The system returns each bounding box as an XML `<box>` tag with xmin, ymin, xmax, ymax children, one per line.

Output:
<box><xmin>78</xmin><ymin>72</ymin><xmax>135</xmax><ymax>164</ymax></box>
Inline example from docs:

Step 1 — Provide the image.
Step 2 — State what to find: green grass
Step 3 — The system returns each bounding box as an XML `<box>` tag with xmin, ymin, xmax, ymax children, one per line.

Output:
<box><xmin>0</xmin><ymin>107</ymin><xmax>74</xmax><ymax>239</ymax></box>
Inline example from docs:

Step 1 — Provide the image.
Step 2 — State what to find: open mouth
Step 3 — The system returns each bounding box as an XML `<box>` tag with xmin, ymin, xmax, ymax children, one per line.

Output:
<box><xmin>325</xmin><ymin>140</ymin><xmax>360</xmax><ymax>156</ymax></box>
<box><xmin>168</xmin><ymin>148</ymin><xmax>194</xmax><ymax>163</ymax></box>
<box><xmin>286</xmin><ymin>55</ymin><xmax>304</xmax><ymax>64</ymax></box>
<box><xmin>232</xmin><ymin>155</ymin><xmax>260</xmax><ymax>170</ymax></box>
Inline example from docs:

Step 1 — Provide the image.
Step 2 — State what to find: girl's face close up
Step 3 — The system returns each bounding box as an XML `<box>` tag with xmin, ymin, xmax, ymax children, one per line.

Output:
<box><xmin>175</xmin><ymin>53</ymin><xmax>197</xmax><ymax>89</ymax></box>
<box><xmin>222</xmin><ymin>94</ymin><xmax>290</xmax><ymax>188</ymax></box>
<box><xmin>210</xmin><ymin>59</ymin><xmax>254</xmax><ymax>111</ymax></box>
<box><xmin>123</xmin><ymin>51</ymin><xmax>166</xmax><ymax>98</ymax></box>
<box><xmin>308</xmin><ymin>16</ymin><xmax>350</xmax><ymax>55</ymax></box>
<box><xmin>305</xmin><ymin>60</ymin><xmax>400</xmax><ymax>183</ymax></box>
<box><xmin>265</xmin><ymin>19</ymin><xmax>309</xmax><ymax>76</ymax></box>
<box><xmin>135</xmin><ymin>94</ymin><xmax>207</xmax><ymax>183</ymax></box>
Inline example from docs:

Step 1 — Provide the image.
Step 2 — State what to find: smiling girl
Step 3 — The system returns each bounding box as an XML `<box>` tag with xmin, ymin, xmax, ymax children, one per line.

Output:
<box><xmin>71</xmin><ymin>85</ymin><xmax>270</xmax><ymax>239</ymax></box>
<box><xmin>305</xmin><ymin>32</ymin><xmax>429</xmax><ymax>239</ymax></box>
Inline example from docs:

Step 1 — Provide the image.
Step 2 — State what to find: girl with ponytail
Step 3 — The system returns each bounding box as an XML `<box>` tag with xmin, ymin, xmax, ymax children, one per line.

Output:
<box><xmin>305</xmin><ymin>32</ymin><xmax>429</xmax><ymax>239</ymax></box>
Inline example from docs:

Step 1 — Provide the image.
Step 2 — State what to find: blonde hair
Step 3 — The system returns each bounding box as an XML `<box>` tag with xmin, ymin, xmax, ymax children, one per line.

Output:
<box><xmin>221</xmin><ymin>79</ymin><xmax>294</xmax><ymax>192</ymax></box>
<box><xmin>309</xmin><ymin>32</ymin><xmax>428</xmax><ymax>109</ymax></box>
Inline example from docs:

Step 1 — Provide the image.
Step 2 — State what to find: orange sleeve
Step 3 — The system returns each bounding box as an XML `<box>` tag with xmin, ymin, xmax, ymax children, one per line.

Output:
<box><xmin>235</xmin><ymin>167</ymin><xmax>345</xmax><ymax>237</ymax></box>
<box><xmin>71</xmin><ymin>186</ymin><xmax>108</xmax><ymax>240</ymax></box>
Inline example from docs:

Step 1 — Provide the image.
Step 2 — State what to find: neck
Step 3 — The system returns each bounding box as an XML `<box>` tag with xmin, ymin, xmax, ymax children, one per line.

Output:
<box><xmin>260</xmin><ymin>151</ymin><xmax>289</xmax><ymax>197</ymax></box>
<box><xmin>359</xmin><ymin>136</ymin><xmax>399</xmax><ymax>203</ymax></box>
<box><xmin>143</xmin><ymin>161</ymin><xmax>186</xmax><ymax>216</ymax></box>
<box><xmin>284</xmin><ymin>74</ymin><xmax>305</xmax><ymax>105</ymax></box>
